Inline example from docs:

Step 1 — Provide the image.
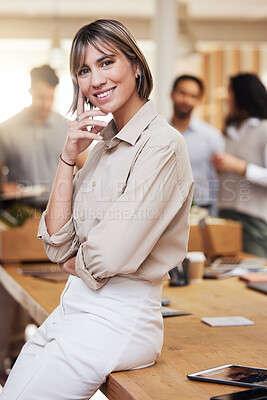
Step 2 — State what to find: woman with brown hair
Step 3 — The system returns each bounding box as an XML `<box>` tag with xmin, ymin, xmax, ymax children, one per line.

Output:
<box><xmin>213</xmin><ymin>73</ymin><xmax>267</xmax><ymax>257</ymax></box>
<box><xmin>1</xmin><ymin>19</ymin><xmax>193</xmax><ymax>400</ymax></box>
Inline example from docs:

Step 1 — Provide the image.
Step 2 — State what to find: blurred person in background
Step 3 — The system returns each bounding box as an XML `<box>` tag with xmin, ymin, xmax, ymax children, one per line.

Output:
<box><xmin>0</xmin><ymin>65</ymin><xmax>69</xmax><ymax>386</ymax></box>
<box><xmin>170</xmin><ymin>75</ymin><xmax>224</xmax><ymax>215</ymax></box>
<box><xmin>212</xmin><ymin>73</ymin><xmax>267</xmax><ymax>257</ymax></box>
<box><xmin>0</xmin><ymin>64</ymin><xmax>69</xmax><ymax>208</ymax></box>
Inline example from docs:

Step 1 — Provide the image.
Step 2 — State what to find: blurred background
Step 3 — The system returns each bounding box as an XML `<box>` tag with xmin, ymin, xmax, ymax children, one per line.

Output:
<box><xmin>1</xmin><ymin>0</ymin><xmax>267</xmax><ymax>127</ymax></box>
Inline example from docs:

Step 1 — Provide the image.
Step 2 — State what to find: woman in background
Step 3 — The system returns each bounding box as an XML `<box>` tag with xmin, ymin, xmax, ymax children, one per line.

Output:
<box><xmin>1</xmin><ymin>19</ymin><xmax>193</xmax><ymax>400</ymax></box>
<box><xmin>213</xmin><ymin>73</ymin><xmax>267</xmax><ymax>257</ymax></box>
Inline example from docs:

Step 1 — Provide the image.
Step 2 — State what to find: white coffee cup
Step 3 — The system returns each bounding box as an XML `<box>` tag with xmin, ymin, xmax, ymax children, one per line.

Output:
<box><xmin>186</xmin><ymin>251</ymin><xmax>206</xmax><ymax>283</ymax></box>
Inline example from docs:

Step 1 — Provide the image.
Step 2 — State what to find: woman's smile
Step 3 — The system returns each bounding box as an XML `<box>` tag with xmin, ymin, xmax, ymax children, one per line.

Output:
<box><xmin>93</xmin><ymin>87</ymin><xmax>116</xmax><ymax>101</ymax></box>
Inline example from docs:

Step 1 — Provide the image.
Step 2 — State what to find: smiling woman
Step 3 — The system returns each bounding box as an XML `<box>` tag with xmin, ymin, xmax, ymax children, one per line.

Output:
<box><xmin>0</xmin><ymin>19</ymin><xmax>194</xmax><ymax>400</ymax></box>
<box><xmin>69</xmin><ymin>20</ymin><xmax>153</xmax><ymax>130</ymax></box>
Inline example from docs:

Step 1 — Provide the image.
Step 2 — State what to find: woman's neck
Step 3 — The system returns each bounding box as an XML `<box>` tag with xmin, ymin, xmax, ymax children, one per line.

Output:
<box><xmin>113</xmin><ymin>97</ymin><xmax>146</xmax><ymax>132</ymax></box>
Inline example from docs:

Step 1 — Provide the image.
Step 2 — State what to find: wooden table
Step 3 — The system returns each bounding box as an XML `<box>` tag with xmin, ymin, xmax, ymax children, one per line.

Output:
<box><xmin>1</xmin><ymin>264</ymin><xmax>267</xmax><ymax>399</ymax></box>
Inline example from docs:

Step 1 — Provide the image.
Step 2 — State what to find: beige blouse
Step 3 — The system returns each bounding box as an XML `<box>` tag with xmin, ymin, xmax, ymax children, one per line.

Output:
<box><xmin>38</xmin><ymin>101</ymin><xmax>194</xmax><ymax>290</ymax></box>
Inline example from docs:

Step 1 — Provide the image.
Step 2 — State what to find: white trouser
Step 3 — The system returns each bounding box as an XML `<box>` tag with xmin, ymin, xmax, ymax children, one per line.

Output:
<box><xmin>0</xmin><ymin>275</ymin><xmax>163</xmax><ymax>400</ymax></box>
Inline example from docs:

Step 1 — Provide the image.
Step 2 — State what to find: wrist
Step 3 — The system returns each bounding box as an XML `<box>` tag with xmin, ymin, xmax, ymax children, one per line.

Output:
<box><xmin>60</xmin><ymin>153</ymin><xmax>76</xmax><ymax>167</ymax></box>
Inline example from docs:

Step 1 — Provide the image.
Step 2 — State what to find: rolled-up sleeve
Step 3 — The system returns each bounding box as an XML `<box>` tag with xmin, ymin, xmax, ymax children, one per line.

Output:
<box><xmin>75</xmin><ymin>144</ymin><xmax>192</xmax><ymax>289</ymax></box>
<box><xmin>38</xmin><ymin>211</ymin><xmax>80</xmax><ymax>263</ymax></box>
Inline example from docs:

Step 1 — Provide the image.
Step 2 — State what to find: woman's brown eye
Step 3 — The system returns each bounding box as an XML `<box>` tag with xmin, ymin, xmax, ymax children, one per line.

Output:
<box><xmin>78</xmin><ymin>69</ymin><xmax>89</xmax><ymax>76</ymax></box>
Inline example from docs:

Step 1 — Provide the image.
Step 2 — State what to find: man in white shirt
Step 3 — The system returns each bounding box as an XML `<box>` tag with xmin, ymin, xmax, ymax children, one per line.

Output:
<box><xmin>0</xmin><ymin>65</ymin><xmax>69</xmax><ymax>208</ymax></box>
<box><xmin>170</xmin><ymin>75</ymin><xmax>224</xmax><ymax>215</ymax></box>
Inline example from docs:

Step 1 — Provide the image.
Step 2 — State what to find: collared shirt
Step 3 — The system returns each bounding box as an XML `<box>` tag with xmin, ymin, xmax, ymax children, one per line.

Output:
<box><xmin>38</xmin><ymin>101</ymin><xmax>194</xmax><ymax>290</ymax></box>
<box><xmin>226</xmin><ymin>118</ymin><xmax>267</xmax><ymax>187</ymax></box>
<box><xmin>0</xmin><ymin>108</ymin><xmax>69</xmax><ymax>207</ymax></box>
<box><xmin>181</xmin><ymin>117</ymin><xmax>224</xmax><ymax>209</ymax></box>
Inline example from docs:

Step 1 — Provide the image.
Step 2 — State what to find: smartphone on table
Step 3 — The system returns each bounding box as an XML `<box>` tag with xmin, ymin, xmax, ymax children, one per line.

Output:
<box><xmin>210</xmin><ymin>386</ymin><xmax>267</xmax><ymax>399</ymax></box>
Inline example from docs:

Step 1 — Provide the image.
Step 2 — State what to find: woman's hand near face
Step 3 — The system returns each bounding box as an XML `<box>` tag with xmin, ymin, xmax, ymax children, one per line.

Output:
<box><xmin>212</xmin><ymin>152</ymin><xmax>247</xmax><ymax>175</ymax></box>
<box><xmin>46</xmin><ymin>88</ymin><xmax>108</xmax><ymax>236</ymax></box>
<box><xmin>62</xmin><ymin>89</ymin><xmax>108</xmax><ymax>165</ymax></box>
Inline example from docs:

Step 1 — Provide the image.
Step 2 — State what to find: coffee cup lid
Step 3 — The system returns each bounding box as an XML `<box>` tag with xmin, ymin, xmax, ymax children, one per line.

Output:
<box><xmin>186</xmin><ymin>251</ymin><xmax>206</xmax><ymax>262</ymax></box>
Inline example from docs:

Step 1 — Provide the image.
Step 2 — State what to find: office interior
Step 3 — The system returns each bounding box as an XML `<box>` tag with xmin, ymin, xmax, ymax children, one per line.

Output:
<box><xmin>1</xmin><ymin>0</ymin><xmax>267</xmax><ymax>125</ymax></box>
<box><xmin>0</xmin><ymin>0</ymin><xmax>267</xmax><ymax>399</ymax></box>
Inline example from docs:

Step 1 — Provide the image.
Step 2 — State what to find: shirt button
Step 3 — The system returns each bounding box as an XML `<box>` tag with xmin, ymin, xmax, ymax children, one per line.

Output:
<box><xmin>81</xmin><ymin>215</ymin><xmax>85</xmax><ymax>221</ymax></box>
<box><xmin>106</xmin><ymin>149</ymin><xmax>111</xmax><ymax>155</ymax></box>
<box><xmin>92</xmin><ymin>181</ymin><xmax>96</xmax><ymax>187</ymax></box>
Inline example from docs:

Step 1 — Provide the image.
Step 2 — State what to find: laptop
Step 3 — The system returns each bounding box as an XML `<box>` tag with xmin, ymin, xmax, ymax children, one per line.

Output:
<box><xmin>211</xmin><ymin>257</ymin><xmax>266</xmax><ymax>271</ymax></box>
<box><xmin>247</xmin><ymin>282</ymin><xmax>267</xmax><ymax>295</ymax></box>
<box><xmin>205</xmin><ymin>257</ymin><xmax>266</xmax><ymax>279</ymax></box>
